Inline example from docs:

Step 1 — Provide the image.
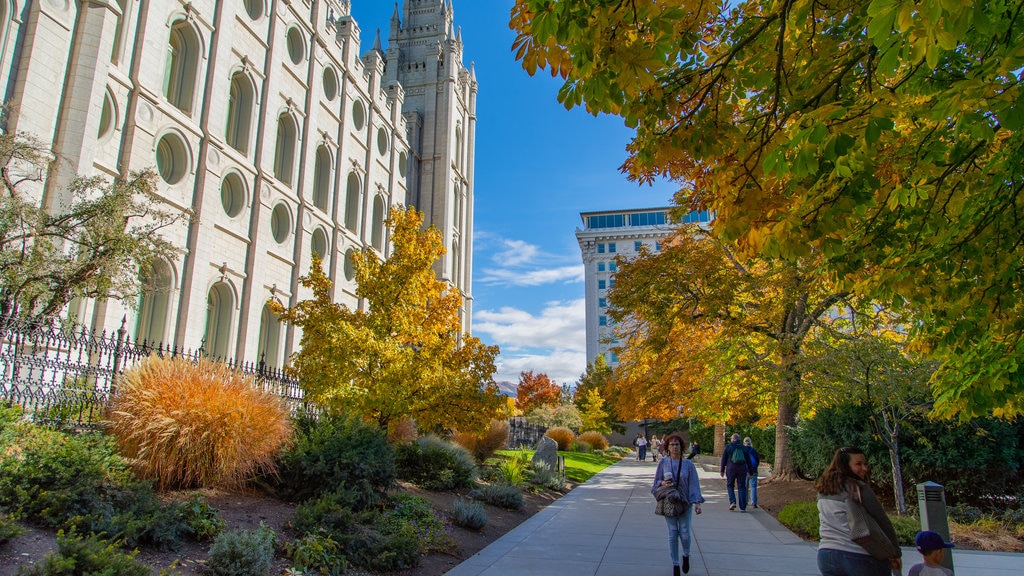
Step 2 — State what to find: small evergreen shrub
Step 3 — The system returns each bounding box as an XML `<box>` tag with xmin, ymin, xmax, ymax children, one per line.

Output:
<box><xmin>108</xmin><ymin>355</ymin><xmax>293</xmax><ymax>490</ymax></box>
<box><xmin>0</xmin><ymin>511</ymin><xmax>25</xmax><ymax>544</ymax></box>
<box><xmin>473</xmin><ymin>483</ymin><xmax>523</xmax><ymax>510</ymax></box>
<box><xmin>273</xmin><ymin>412</ymin><xmax>394</xmax><ymax>507</ymax></box>
<box><xmin>777</xmin><ymin>501</ymin><xmax>820</xmax><ymax>539</ymax></box>
<box><xmin>948</xmin><ymin>503</ymin><xmax>984</xmax><ymax>524</ymax></box>
<box><xmin>545</xmin><ymin>427</ymin><xmax>575</xmax><ymax>451</ymax></box>
<box><xmin>890</xmin><ymin>514</ymin><xmax>920</xmax><ymax>546</ymax></box>
<box><xmin>453</xmin><ymin>420</ymin><xmax>510</xmax><ymax>462</ymax></box>
<box><xmin>577</xmin><ymin>431</ymin><xmax>609</xmax><ymax>451</ymax></box>
<box><xmin>292</xmin><ymin>490</ymin><xmax>357</xmax><ymax>538</ymax></box>
<box><xmin>531</xmin><ymin>461</ymin><xmax>565</xmax><ymax>491</ymax></box>
<box><xmin>206</xmin><ymin>524</ymin><xmax>277</xmax><ymax>576</ymax></box>
<box><xmin>21</xmin><ymin>531</ymin><xmax>149</xmax><ymax>576</ymax></box>
<box><xmin>384</xmin><ymin>493</ymin><xmax>455</xmax><ymax>554</ymax></box>
<box><xmin>284</xmin><ymin>533</ymin><xmax>347</xmax><ymax>576</ymax></box>
<box><xmin>182</xmin><ymin>493</ymin><xmax>226</xmax><ymax>540</ymax></box>
<box><xmin>450</xmin><ymin>497</ymin><xmax>487</xmax><ymax>530</ymax></box>
<box><xmin>395</xmin><ymin>434</ymin><xmax>477</xmax><ymax>491</ymax></box>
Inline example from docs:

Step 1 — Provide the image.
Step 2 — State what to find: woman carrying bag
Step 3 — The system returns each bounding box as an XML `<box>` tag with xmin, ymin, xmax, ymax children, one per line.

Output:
<box><xmin>816</xmin><ymin>446</ymin><xmax>902</xmax><ymax>576</ymax></box>
<box><xmin>651</xmin><ymin>433</ymin><xmax>704</xmax><ymax>575</ymax></box>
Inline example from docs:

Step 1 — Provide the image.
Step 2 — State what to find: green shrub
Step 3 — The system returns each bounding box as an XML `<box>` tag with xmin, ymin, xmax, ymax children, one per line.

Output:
<box><xmin>292</xmin><ymin>491</ymin><xmax>357</xmax><ymax>538</ymax></box>
<box><xmin>21</xmin><ymin>530</ymin><xmax>149</xmax><ymax>576</ymax></box>
<box><xmin>272</xmin><ymin>412</ymin><xmax>394</xmax><ymax>508</ymax></box>
<box><xmin>0</xmin><ymin>511</ymin><xmax>25</xmax><ymax>544</ymax></box>
<box><xmin>395</xmin><ymin>435</ymin><xmax>476</xmax><ymax>491</ymax></box>
<box><xmin>497</xmin><ymin>455</ymin><xmax>527</xmax><ymax>485</ymax></box>
<box><xmin>284</xmin><ymin>533</ymin><xmax>347</xmax><ymax>576</ymax></box>
<box><xmin>183</xmin><ymin>493</ymin><xmax>226</xmax><ymax>540</ymax></box>
<box><xmin>531</xmin><ymin>461</ymin><xmax>565</xmax><ymax>491</ymax></box>
<box><xmin>544</xmin><ymin>427</ymin><xmax>575</xmax><ymax>451</ymax></box>
<box><xmin>383</xmin><ymin>493</ymin><xmax>454</xmax><ymax>554</ymax></box>
<box><xmin>777</xmin><ymin>501</ymin><xmax>820</xmax><ymax>539</ymax></box>
<box><xmin>948</xmin><ymin>503</ymin><xmax>984</xmax><ymax>524</ymax></box>
<box><xmin>450</xmin><ymin>498</ymin><xmax>487</xmax><ymax>530</ymax></box>
<box><xmin>80</xmin><ymin>484</ymin><xmax>192</xmax><ymax>551</ymax></box>
<box><xmin>473</xmin><ymin>483</ymin><xmax>523</xmax><ymax>510</ymax></box>
<box><xmin>206</xmin><ymin>524</ymin><xmax>277</xmax><ymax>576</ymax></box>
<box><xmin>338</xmin><ymin>521</ymin><xmax>420</xmax><ymax>571</ymax></box>
<box><xmin>108</xmin><ymin>356</ymin><xmax>293</xmax><ymax>490</ymax></box>
<box><xmin>890</xmin><ymin>514</ymin><xmax>920</xmax><ymax>546</ymax></box>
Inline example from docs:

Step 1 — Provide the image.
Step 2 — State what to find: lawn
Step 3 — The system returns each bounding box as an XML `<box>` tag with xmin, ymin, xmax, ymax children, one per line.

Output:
<box><xmin>496</xmin><ymin>450</ymin><xmax>620</xmax><ymax>483</ymax></box>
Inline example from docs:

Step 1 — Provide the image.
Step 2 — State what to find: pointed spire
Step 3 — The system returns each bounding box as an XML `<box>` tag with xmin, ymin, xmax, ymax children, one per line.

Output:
<box><xmin>470</xmin><ymin>61</ymin><xmax>476</xmax><ymax>81</ymax></box>
<box><xmin>390</xmin><ymin>2</ymin><xmax>401</xmax><ymax>37</ymax></box>
<box><xmin>373</xmin><ymin>28</ymin><xmax>384</xmax><ymax>53</ymax></box>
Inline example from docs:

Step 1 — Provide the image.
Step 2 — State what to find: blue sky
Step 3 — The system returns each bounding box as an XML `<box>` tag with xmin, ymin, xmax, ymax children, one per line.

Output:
<box><xmin>351</xmin><ymin>1</ymin><xmax>678</xmax><ymax>386</ymax></box>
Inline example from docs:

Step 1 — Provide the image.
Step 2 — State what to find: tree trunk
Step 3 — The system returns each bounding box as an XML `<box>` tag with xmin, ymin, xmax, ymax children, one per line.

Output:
<box><xmin>713</xmin><ymin>423</ymin><xmax>726</xmax><ymax>455</ymax></box>
<box><xmin>770</xmin><ymin>367</ymin><xmax>801</xmax><ymax>481</ymax></box>
<box><xmin>882</xmin><ymin>412</ymin><xmax>908</xmax><ymax>515</ymax></box>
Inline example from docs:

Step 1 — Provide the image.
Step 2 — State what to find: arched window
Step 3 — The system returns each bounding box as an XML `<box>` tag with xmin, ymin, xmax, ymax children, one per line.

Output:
<box><xmin>455</xmin><ymin>124</ymin><xmax>463</xmax><ymax>170</ymax></box>
<box><xmin>274</xmin><ymin>113</ymin><xmax>297</xmax><ymax>186</ymax></box>
<box><xmin>136</xmin><ymin>259</ymin><xmax>173</xmax><ymax>345</ymax></box>
<box><xmin>203</xmin><ymin>282</ymin><xmax>234</xmax><ymax>359</ymax></box>
<box><xmin>371</xmin><ymin>195</ymin><xmax>385</xmax><ymax>251</ymax></box>
<box><xmin>225</xmin><ymin>72</ymin><xmax>254</xmax><ymax>154</ymax></box>
<box><xmin>345</xmin><ymin>172</ymin><xmax>360</xmax><ymax>231</ymax></box>
<box><xmin>312</xmin><ymin>145</ymin><xmax>331</xmax><ymax>211</ymax></box>
<box><xmin>163</xmin><ymin>20</ymin><xmax>200</xmax><ymax>113</ymax></box>
<box><xmin>257</xmin><ymin>302</ymin><xmax>281</xmax><ymax>368</ymax></box>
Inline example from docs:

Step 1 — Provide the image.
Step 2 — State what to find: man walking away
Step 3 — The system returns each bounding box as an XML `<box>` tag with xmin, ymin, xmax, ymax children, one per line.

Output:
<box><xmin>720</xmin><ymin>433</ymin><xmax>750</xmax><ymax>511</ymax></box>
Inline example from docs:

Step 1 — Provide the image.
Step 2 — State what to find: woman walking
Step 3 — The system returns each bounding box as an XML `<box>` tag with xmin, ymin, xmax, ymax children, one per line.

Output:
<box><xmin>652</xmin><ymin>433</ymin><xmax>704</xmax><ymax>575</ymax></box>
<box><xmin>816</xmin><ymin>446</ymin><xmax>901</xmax><ymax>576</ymax></box>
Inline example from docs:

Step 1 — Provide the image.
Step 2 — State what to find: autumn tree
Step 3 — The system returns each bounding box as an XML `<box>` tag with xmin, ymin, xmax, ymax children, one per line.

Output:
<box><xmin>0</xmin><ymin>133</ymin><xmax>182</xmax><ymax>319</ymax></box>
<box><xmin>273</xmin><ymin>207</ymin><xmax>502</xmax><ymax>433</ymax></box>
<box><xmin>510</xmin><ymin>0</ymin><xmax>1024</xmax><ymax>419</ymax></box>
<box><xmin>576</xmin><ymin>388</ymin><xmax>611</xmax><ymax>434</ymax></box>
<box><xmin>515</xmin><ymin>370</ymin><xmax>561</xmax><ymax>413</ymax></box>
<box><xmin>608</xmin><ymin>230</ymin><xmax>849</xmax><ymax>479</ymax></box>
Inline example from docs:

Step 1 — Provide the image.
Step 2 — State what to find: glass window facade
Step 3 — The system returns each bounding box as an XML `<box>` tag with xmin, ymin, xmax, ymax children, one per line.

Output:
<box><xmin>598</xmin><ymin>262</ymin><xmax>606</xmax><ymax>272</ymax></box>
<box><xmin>598</xmin><ymin>280</ymin><xmax>606</xmax><ymax>290</ymax></box>
<box><xmin>609</xmin><ymin>243</ymin><xmax>616</xmax><ymax>253</ymax></box>
<box><xmin>634</xmin><ymin>241</ymin><xmax>642</xmax><ymax>251</ymax></box>
<box><xmin>599</xmin><ymin>316</ymin><xmax>607</xmax><ymax>326</ymax></box>
<box><xmin>609</xmin><ymin>262</ymin><xmax>617</xmax><ymax>271</ymax></box>
<box><xmin>599</xmin><ymin>298</ymin><xmax>606</xmax><ymax>308</ymax></box>
<box><xmin>597</xmin><ymin>243</ymin><xmax>605</xmax><ymax>253</ymax></box>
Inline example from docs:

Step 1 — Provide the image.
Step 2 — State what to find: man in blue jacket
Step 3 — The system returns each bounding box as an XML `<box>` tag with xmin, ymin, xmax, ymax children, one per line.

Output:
<box><xmin>720</xmin><ymin>433</ymin><xmax>751</xmax><ymax>511</ymax></box>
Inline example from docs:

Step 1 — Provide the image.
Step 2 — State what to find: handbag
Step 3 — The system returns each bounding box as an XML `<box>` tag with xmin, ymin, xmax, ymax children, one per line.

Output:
<box><xmin>845</xmin><ymin>481</ymin><xmax>900</xmax><ymax>560</ymax></box>
<box><xmin>654</xmin><ymin>459</ymin><xmax>690</xmax><ymax>517</ymax></box>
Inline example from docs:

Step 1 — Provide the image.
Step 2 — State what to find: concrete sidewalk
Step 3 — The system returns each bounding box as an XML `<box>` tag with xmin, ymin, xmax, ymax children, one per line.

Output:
<box><xmin>443</xmin><ymin>458</ymin><xmax>1024</xmax><ymax>576</ymax></box>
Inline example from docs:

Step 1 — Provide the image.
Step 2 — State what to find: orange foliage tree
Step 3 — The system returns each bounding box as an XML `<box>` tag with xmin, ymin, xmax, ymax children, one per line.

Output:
<box><xmin>515</xmin><ymin>370</ymin><xmax>561</xmax><ymax>414</ymax></box>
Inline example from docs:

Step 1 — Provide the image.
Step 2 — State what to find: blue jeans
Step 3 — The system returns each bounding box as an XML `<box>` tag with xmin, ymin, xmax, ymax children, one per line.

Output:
<box><xmin>749</xmin><ymin>470</ymin><xmax>758</xmax><ymax>505</ymax></box>
<box><xmin>725</xmin><ymin>467</ymin><xmax>748</xmax><ymax>510</ymax></box>
<box><xmin>664</xmin><ymin>505</ymin><xmax>694</xmax><ymax>564</ymax></box>
<box><xmin>817</xmin><ymin>547</ymin><xmax>890</xmax><ymax>576</ymax></box>
<box><xmin>639</xmin><ymin>445</ymin><xmax>647</xmax><ymax>460</ymax></box>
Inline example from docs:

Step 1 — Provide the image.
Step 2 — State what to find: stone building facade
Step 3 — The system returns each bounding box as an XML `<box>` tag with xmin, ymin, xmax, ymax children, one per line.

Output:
<box><xmin>0</xmin><ymin>0</ymin><xmax>476</xmax><ymax>367</ymax></box>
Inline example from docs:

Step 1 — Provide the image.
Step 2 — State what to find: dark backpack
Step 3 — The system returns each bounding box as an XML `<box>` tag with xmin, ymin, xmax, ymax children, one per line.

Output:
<box><xmin>730</xmin><ymin>445</ymin><xmax>747</xmax><ymax>464</ymax></box>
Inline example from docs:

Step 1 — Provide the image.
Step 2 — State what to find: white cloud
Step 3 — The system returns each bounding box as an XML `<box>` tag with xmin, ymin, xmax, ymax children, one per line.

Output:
<box><xmin>478</xmin><ymin>265</ymin><xmax>583</xmax><ymax>286</ymax></box>
<box><xmin>473</xmin><ymin>234</ymin><xmax>583</xmax><ymax>288</ymax></box>
<box><xmin>474</xmin><ymin>299</ymin><xmax>587</xmax><ymax>385</ymax></box>
<box><xmin>492</xmin><ymin>239</ymin><xmax>538</xmax><ymax>267</ymax></box>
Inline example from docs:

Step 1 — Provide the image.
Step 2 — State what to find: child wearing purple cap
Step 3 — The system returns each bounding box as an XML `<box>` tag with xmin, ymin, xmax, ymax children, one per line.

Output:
<box><xmin>907</xmin><ymin>530</ymin><xmax>954</xmax><ymax>576</ymax></box>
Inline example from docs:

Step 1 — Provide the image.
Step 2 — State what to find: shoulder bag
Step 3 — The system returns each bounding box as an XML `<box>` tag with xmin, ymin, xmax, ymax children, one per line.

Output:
<box><xmin>845</xmin><ymin>480</ymin><xmax>900</xmax><ymax>560</ymax></box>
<box><xmin>654</xmin><ymin>458</ymin><xmax>690</xmax><ymax>517</ymax></box>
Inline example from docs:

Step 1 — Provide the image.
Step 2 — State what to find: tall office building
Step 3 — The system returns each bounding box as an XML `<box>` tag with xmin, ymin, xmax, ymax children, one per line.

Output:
<box><xmin>0</xmin><ymin>0</ymin><xmax>476</xmax><ymax>365</ymax></box>
<box><xmin>575</xmin><ymin>208</ymin><xmax>712</xmax><ymax>367</ymax></box>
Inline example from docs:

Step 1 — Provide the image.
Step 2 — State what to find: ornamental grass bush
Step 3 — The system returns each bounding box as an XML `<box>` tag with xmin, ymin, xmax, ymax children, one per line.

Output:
<box><xmin>577</xmin><ymin>431</ymin><xmax>609</xmax><ymax>451</ymax></box>
<box><xmin>107</xmin><ymin>355</ymin><xmax>293</xmax><ymax>490</ymax></box>
<box><xmin>544</xmin><ymin>426</ymin><xmax>575</xmax><ymax>451</ymax></box>
<box><xmin>453</xmin><ymin>419</ymin><xmax>510</xmax><ymax>462</ymax></box>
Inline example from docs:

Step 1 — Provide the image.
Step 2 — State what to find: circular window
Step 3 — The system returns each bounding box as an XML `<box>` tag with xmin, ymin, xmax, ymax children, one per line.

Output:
<box><xmin>352</xmin><ymin>100</ymin><xmax>365</xmax><ymax>131</ymax></box>
<box><xmin>244</xmin><ymin>0</ymin><xmax>262</xmax><ymax>20</ymax></box>
<box><xmin>286</xmin><ymin>27</ymin><xmax>304</xmax><ymax>65</ymax></box>
<box><xmin>220</xmin><ymin>172</ymin><xmax>245</xmax><ymax>217</ymax></box>
<box><xmin>155</xmin><ymin>132</ymin><xmax>189</xmax><ymax>184</ymax></box>
<box><xmin>323</xmin><ymin>67</ymin><xmax>338</xmax><ymax>101</ymax></box>
<box><xmin>344</xmin><ymin>248</ymin><xmax>356</xmax><ymax>281</ymax></box>
<box><xmin>311</xmin><ymin>228</ymin><xmax>328</xmax><ymax>260</ymax></box>
<box><xmin>398</xmin><ymin>151</ymin><xmax>408</xmax><ymax>177</ymax></box>
<box><xmin>270</xmin><ymin>203</ymin><xmax>291</xmax><ymax>243</ymax></box>
<box><xmin>98</xmin><ymin>89</ymin><xmax>116</xmax><ymax>140</ymax></box>
<box><xmin>377</xmin><ymin>127</ymin><xmax>388</xmax><ymax>156</ymax></box>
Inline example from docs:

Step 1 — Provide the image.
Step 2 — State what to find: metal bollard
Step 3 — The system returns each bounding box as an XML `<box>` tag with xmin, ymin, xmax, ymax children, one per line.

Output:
<box><xmin>917</xmin><ymin>481</ymin><xmax>954</xmax><ymax>573</ymax></box>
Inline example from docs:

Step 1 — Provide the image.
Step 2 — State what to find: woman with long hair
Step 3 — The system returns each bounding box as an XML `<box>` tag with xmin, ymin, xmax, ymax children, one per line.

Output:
<box><xmin>652</xmin><ymin>433</ymin><xmax>704</xmax><ymax>575</ymax></box>
<box><xmin>815</xmin><ymin>447</ymin><xmax>901</xmax><ymax>576</ymax></box>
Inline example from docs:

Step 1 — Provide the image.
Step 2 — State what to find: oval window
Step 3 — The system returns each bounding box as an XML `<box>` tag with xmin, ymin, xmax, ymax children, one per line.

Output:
<box><xmin>155</xmin><ymin>132</ymin><xmax>189</xmax><ymax>184</ymax></box>
<box><xmin>352</xmin><ymin>100</ymin><xmax>365</xmax><ymax>131</ymax></box>
<box><xmin>270</xmin><ymin>203</ymin><xmax>291</xmax><ymax>243</ymax></box>
<box><xmin>323</xmin><ymin>67</ymin><xmax>338</xmax><ymax>101</ymax></box>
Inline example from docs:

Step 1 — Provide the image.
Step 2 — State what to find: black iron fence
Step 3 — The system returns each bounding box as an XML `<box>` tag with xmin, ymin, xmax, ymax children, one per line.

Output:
<box><xmin>0</xmin><ymin>314</ymin><xmax>306</xmax><ymax>429</ymax></box>
<box><xmin>507</xmin><ymin>416</ymin><xmax>547</xmax><ymax>448</ymax></box>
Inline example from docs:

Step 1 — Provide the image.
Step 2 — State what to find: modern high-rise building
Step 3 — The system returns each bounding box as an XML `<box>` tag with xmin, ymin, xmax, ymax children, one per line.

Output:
<box><xmin>575</xmin><ymin>208</ymin><xmax>712</xmax><ymax>367</ymax></box>
<box><xmin>0</xmin><ymin>0</ymin><xmax>476</xmax><ymax>366</ymax></box>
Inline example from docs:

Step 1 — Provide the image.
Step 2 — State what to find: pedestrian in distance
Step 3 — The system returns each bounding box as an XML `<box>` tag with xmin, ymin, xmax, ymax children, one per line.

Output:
<box><xmin>908</xmin><ymin>531</ymin><xmax>954</xmax><ymax>576</ymax></box>
<box><xmin>720</xmin><ymin>433</ymin><xmax>751</xmax><ymax>511</ymax></box>
<box><xmin>815</xmin><ymin>446</ymin><xmax>902</xmax><ymax>576</ymax></box>
<box><xmin>652</xmin><ymin>433</ymin><xmax>704</xmax><ymax>575</ymax></box>
<box><xmin>744</xmin><ymin>437</ymin><xmax>761</xmax><ymax>508</ymax></box>
<box><xmin>686</xmin><ymin>439</ymin><xmax>700</xmax><ymax>460</ymax></box>
<box><xmin>651</xmin><ymin>434</ymin><xmax>662</xmax><ymax>462</ymax></box>
<box><xmin>634</xmin><ymin>432</ymin><xmax>649</xmax><ymax>461</ymax></box>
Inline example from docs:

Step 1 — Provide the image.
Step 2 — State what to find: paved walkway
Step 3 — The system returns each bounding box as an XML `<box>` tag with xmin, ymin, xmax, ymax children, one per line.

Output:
<box><xmin>444</xmin><ymin>457</ymin><xmax>1024</xmax><ymax>576</ymax></box>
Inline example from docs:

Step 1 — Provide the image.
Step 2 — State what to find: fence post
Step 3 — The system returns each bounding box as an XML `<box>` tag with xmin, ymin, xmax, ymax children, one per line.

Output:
<box><xmin>110</xmin><ymin>316</ymin><xmax>128</xmax><ymax>397</ymax></box>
